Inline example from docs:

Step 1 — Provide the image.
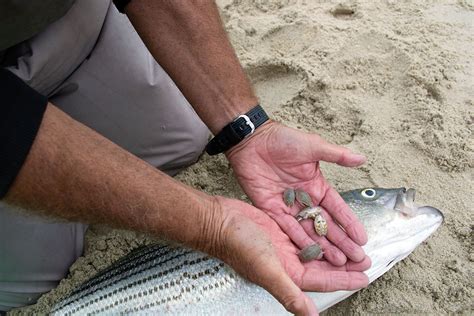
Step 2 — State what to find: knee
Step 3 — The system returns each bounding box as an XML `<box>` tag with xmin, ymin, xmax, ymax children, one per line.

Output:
<box><xmin>183</xmin><ymin>122</ymin><xmax>209</xmax><ymax>164</ymax></box>
<box><xmin>160</xmin><ymin>120</ymin><xmax>210</xmax><ymax>176</ymax></box>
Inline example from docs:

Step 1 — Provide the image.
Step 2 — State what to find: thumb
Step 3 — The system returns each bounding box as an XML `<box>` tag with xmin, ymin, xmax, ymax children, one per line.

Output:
<box><xmin>217</xmin><ymin>198</ymin><xmax>318</xmax><ymax>315</ymax></box>
<box><xmin>307</xmin><ymin>134</ymin><xmax>366</xmax><ymax>167</ymax></box>
<box><xmin>232</xmin><ymin>240</ymin><xmax>319</xmax><ymax>315</ymax></box>
<box><xmin>259</xmin><ymin>264</ymin><xmax>318</xmax><ymax>316</ymax></box>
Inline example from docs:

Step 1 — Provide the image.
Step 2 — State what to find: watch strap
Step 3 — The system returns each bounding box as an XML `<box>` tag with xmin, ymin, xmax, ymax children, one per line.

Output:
<box><xmin>113</xmin><ymin>0</ymin><xmax>132</xmax><ymax>13</ymax></box>
<box><xmin>205</xmin><ymin>105</ymin><xmax>268</xmax><ymax>155</ymax></box>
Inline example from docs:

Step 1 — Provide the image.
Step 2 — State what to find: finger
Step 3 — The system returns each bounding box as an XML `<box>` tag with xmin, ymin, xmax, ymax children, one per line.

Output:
<box><xmin>281</xmin><ymin>292</ymin><xmax>318</xmax><ymax>316</ymax></box>
<box><xmin>300</xmin><ymin>185</ymin><xmax>366</xmax><ymax>262</ymax></box>
<box><xmin>320</xmin><ymin>186</ymin><xmax>368</xmax><ymax>246</ymax></box>
<box><xmin>308</xmin><ymin>135</ymin><xmax>366</xmax><ymax>167</ymax></box>
<box><xmin>300</xmin><ymin>270</ymin><xmax>369</xmax><ymax>292</ymax></box>
<box><xmin>272</xmin><ymin>213</ymin><xmax>315</xmax><ymax>249</ymax></box>
<box><xmin>303</xmin><ymin>294</ymin><xmax>319</xmax><ymax>316</ymax></box>
<box><xmin>304</xmin><ymin>255</ymin><xmax>371</xmax><ymax>272</ymax></box>
<box><xmin>300</xmin><ymin>219</ymin><xmax>347</xmax><ymax>266</ymax></box>
<box><xmin>346</xmin><ymin>255</ymin><xmax>372</xmax><ymax>271</ymax></box>
<box><xmin>231</xmin><ymin>209</ymin><xmax>318</xmax><ymax>315</ymax></box>
<box><xmin>318</xmin><ymin>207</ymin><xmax>366</xmax><ymax>262</ymax></box>
<box><xmin>255</xmin><ymin>260</ymin><xmax>318</xmax><ymax>316</ymax></box>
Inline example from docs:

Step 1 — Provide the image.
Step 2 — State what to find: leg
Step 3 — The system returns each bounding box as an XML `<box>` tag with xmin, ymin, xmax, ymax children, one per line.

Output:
<box><xmin>0</xmin><ymin>1</ymin><xmax>209</xmax><ymax>311</ymax></box>
<box><xmin>0</xmin><ymin>204</ymin><xmax>87</xmax><ymax>311</ymax></box>
<box><xmin>0</xmin><ymin>0</ymin><xmax>109</xmax><ymax>311</ymax></box>
<box><xmin>50</xmin><ymin>3</ymin><xmax>209</xmax><ymax>175</ymax></box>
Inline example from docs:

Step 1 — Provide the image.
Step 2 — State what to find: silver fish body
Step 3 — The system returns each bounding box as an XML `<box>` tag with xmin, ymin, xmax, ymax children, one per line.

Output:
<box><xmin>52</xmin><ymin>187</ymin><xmax>443</xmax><ymax>315</ymax></box>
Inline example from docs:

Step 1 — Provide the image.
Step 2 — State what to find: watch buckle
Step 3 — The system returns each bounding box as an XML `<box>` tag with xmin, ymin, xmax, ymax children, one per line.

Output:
<box><xmin>236</xmin><ymin>114</ymin><xmax>255</xmax><ymax>136</ymax></box>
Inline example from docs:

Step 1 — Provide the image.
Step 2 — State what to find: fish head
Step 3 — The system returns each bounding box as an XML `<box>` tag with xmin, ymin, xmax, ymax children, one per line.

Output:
<box><xmin>340</xmin><ymin>187</ymin><xmax>444</xmax><ymax>281</ymax></box>
<box><xmin>340</xmin><ymin>187</ymin><xmax>443</xmax><ymax>235</ymax></box>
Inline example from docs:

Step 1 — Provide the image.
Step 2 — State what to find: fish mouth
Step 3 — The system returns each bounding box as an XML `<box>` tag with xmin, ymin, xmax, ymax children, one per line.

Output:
<box><xmin>363</xmin><ymin>188</ymin><xmax>444</xmax><ymax>284</ymax></box>
<box><xmin>394</xmin><ymin>187</ymin><xmax>416</xmax><ymax>216</ymax></box>
<box><xmin>394</xmin><ymin>187</ymin><xmax>444</xmax><ymax>220</ymax></box>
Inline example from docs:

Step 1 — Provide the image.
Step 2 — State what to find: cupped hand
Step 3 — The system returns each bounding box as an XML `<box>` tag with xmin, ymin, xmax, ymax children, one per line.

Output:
<box><xmin>226</xmin><ymin>121</ymin><xmax>368</xmax><ymax>266</ymax></box>
<box><xmin>213</xmin><ymin>196</ymin><xmax>370</xmax><ymax>316</ymax></box>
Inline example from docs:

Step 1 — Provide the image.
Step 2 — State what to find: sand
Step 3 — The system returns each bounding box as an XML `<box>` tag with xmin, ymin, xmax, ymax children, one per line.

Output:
<box><xmin>12</xmin><ymin>0</ymin><xmax>473</xmax><ymax>314</ymax></box>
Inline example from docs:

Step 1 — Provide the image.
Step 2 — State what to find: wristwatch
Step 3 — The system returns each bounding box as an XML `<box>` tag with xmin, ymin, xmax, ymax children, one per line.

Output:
<box><xmin>205</xmin><ymin>105</ymin><xmax>269</xmax><ymax>155</ymax></box>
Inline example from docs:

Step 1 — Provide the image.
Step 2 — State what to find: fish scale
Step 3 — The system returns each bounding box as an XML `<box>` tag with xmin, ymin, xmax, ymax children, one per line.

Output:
<box><xmin>53</xmin><ymin>245</ymin><xmax>278</xmax><ymax>315</ymax></box>
<box><xmin>59</xmin><ymin>246</ymin><xmax>193</xmax><ymax>307</ymax></box>
<box><xmin>52</xmin><ymin>188</ymin><xmax>443</xmax><ymax>315</ymax></box>
<box><xmin>55</xmin><ymin>249</ymin><xmax>224</xmax><ymax>314</ymax></box>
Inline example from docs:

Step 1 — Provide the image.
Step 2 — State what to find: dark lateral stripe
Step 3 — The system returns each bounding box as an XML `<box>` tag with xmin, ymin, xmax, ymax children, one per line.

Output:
<box><xmin>111</xmin><ymin>262</ymin><xmax>232</xmax><ymax>314</ymax></box>
<box><xmin>54</xmin><ymin>245</ymin><xmax>194</xmax><ymax>311</ymax></box>
<box><xmin>66</xmin><ymin>244</ymin><xmax>166</xmax><ymax>297</ymax></box>
<box><xmin>61</xmin><ymin>254</ymin><xmax>222</xmax><ymax>315</ymax></box>
<box><xmin>75</xmin><ymin>244</ymin><xmax>169</xmax><ymax>289</ymax></box>
<box><xmin>69</xmin><ymin>260</ymin><xmax>230</xmax><ymax>315</ymax></box>
<box><xmin>66</xmin><ymin>244</ymin><xmax>182</xmax><ymax>298</ymax></box>
<box><xmin>53</xmin><ymin>250</ymin><xmax>192</xmax><ymax>313</ymax></box>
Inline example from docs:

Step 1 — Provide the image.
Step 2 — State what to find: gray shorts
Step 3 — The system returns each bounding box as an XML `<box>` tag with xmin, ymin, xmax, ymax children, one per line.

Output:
<box><xmin>0</xmin><ymin>0</ymin><xmax>208</xmax><ymax>311</ymax></box>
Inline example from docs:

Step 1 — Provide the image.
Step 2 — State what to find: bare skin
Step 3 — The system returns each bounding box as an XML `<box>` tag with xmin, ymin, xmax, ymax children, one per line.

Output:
<box><xmin>3</xmin><ymin>0</ymin><xmax>371</xmax><ymax>315</ymax></box>
<box><xmin>227</xmin><ymin>122</ymin><xmax>369</xmax><ymax>265</ymax></box>
<box><xmin>125</xmin><ymin>1</ymin><xmax>368</xmax><ymax>267</ymax></box>
<box><xmin>125</xmin><ymin>0</ymin><xmax>258</xmax><ymax>134</ymax></box>
<box><xmin>5</xmin><ymin>105</ymin><xmax>369</xmax><ymax>315</ymax></box>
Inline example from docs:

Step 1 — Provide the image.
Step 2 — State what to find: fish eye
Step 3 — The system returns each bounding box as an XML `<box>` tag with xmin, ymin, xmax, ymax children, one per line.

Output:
<box><xmin>361</xmin><ymin>188</ymin><xmax>376</xmax><ymax>199</ymax></box>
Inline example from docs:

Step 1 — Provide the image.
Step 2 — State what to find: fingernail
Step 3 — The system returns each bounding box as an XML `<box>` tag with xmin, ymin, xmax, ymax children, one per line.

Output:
<box><xmin>365</xmin><ymin>256</ymin><xmax>372</xmax><ymax>269</ymax></box>
<box><xmin>352</xmin><ymin>153</ymin><xmax>367</xmax><ymax>162</ymax></box>
<box><xmin>357</xmin><ymin>226</ymin><xmax>369</xmax><ymax>246</ymax></box>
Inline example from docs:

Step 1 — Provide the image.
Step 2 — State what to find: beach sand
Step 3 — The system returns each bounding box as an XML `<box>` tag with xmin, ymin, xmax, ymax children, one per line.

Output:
<box><xmin>12</xmin><ymin>0</ymin><xmax>473</xmax><ymax>314</ymax></box>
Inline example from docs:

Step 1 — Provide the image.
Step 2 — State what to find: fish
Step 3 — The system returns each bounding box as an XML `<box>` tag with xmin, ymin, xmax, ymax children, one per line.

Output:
<box><xmin>51</xmin><ymin>187</ymin><xmax>443</xmax><ymax>315</ymax></box>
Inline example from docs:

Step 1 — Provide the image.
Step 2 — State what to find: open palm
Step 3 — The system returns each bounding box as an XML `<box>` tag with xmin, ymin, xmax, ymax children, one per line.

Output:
<box><xmin>217</xmin><ymin>197</ymin><xmax>370</xmax><ymax>315</ymax></box>
<box><xmin>227</xmin><ymin>122</ymin><xmax>368</xmax><ymax>266</ymax></box>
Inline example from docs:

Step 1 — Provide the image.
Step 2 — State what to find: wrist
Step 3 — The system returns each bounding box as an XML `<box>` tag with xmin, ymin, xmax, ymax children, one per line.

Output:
<box><xmin>188</xmin><ymin>195</ymin><xmax>230</xmax><ymax>256</ymax></box>
<box><xmin>142</xmin><ymin>178</ymin><xmax>223</xmax><ymax>252</ymax></box>
<box><xmin>193</xmin><ymin>196</ymin><xmax>260</xmax><ymax>260</ymax></box>
<box><xmin>225</xmin><ymin>120</ymin><xmax>278</xmax><ymax>158</ymax></box>
<box><xmin>209</xmin><ymin>97</ymin><xmax>260</xmax><ymax>135</ymax></box>
<box><xmin>206</xmin><ymin>104</ymin><xmax>270</xmax><ymax>156</ymax></box>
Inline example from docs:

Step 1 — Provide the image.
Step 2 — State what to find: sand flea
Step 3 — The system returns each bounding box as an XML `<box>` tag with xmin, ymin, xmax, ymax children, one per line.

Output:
<box><xmin>283</xmin><ymin>188</ymin><xmax>328</xmax><ymax>237</ymax></box>
<box><xmin>282</xmin><ymin>188</ymin><xmax>328</xmax><ymax>261</ymax></box>
<box><xmin>298</xmin><ymin>244</ymin><xmax>324</xmax><ymax>262</ymax></box>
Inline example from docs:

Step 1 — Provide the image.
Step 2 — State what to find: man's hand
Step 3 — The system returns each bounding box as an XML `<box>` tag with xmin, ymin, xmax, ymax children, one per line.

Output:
<box><xmin>213</xmin><ymin>197</ymin><xmax>370</xmax><ymax>316</ymax></box>
<box><xmin>123</xmin><ymin>0</ymin><xmax>370</xmax><ymax>299</ymax></box>
<box><xmin>4</xmin><ymin>104</ymin><xmax>366</xmax><ymax>315</ymax></box>
<box><xmin>227</xmin><ymin>121</ymin><xmax>369</xmax><ymax>266</ymax></box>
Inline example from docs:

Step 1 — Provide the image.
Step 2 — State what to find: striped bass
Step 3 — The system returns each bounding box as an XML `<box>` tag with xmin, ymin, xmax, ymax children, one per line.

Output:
<box><xmin>52</xmin><ymin>187</ymin><xmax>443</xmax><ymax>315</ymax></box>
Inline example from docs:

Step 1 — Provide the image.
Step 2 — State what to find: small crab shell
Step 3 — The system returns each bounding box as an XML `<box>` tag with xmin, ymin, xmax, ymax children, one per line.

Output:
<box><xmin>314</xmin><ymin>214</ymin><xmax>328</xmax><ymax>236</ymax></box>
<box><xmin>295</xmin><ymin>189</ymin><xmax>313</xmax><ymax>207</ymax></box>
<box><xmin>295</xmin><ymin>206</ymin><xmax>322</xmax><ymax>221</ymax></box>
<box><xmin>283</xmin><ymin>188</ymin><xmax>296</xmax><ymax>207</ymax></box>
<box><xmin>298</xmin><ymin>243</ymin><xmax>323</xmax><ymax>262</ymax></box>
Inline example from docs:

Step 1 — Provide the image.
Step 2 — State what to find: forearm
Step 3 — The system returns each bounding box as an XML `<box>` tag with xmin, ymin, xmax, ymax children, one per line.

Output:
<box><xmin>4</xmin><ymin>103</ymin><xmax>220</xmax><ymax>251</ymax></box>
<box><xmin>125</xmin><ymin>0</ymin><xmax>258</xmax><ymax>134</ymax></box>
